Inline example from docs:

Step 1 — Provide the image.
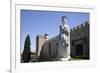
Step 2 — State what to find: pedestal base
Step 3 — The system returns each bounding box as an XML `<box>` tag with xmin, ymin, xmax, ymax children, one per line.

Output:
<box><xmin>59</xmin><ymin>56</ymin><xmax>71</xmax><ymax>61</ymax></box>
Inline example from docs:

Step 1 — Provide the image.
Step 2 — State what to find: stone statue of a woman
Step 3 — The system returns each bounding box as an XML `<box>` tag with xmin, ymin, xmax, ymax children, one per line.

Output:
<box><xmin>57</xmin><ymin>16</ymin><xmax>71</xmax><ymax>61</ymax></box>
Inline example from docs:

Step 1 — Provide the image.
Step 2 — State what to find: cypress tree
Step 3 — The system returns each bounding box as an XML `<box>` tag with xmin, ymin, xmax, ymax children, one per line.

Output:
<box><xmin>22</xmin><ymin>34</ymin><xmax>31</xmax><ymax>63</ymax></box>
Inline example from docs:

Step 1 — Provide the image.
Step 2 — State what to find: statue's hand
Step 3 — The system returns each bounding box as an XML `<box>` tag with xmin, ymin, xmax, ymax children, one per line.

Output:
<box><xmin>65</xmin><ymin>30</ymin><xmax>68</xmax><ymax>36</ymax></box>
<box><xmin>62</xmin><ymin>28</ymin><xmax>68</xmax><ymax>36</ymax></box>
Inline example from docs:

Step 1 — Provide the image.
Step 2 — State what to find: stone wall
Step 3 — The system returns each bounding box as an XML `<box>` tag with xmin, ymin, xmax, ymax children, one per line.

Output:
<box><xmin>70</xmin><ymin>21</ymin><xmax>89</xmax><ymax>59</ymax></box>
<box><xmin>36</xmin><ymin>35</ymin><xmax>46</xmax><ymax>58</ymax></box>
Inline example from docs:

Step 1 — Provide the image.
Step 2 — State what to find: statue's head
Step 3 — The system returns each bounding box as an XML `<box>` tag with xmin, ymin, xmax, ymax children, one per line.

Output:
<box><xmin>62</xmin><ymin>16</ymin><xmax>68</xmax><ymax>25</ymax></box>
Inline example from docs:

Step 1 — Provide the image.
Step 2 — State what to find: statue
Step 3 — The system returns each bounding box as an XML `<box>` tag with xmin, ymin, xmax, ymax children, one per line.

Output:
<box><xmin>38</xmin><ymin>16</ymin><xmax>71</xmax><ymax>61</ymax></box>
<box><xmin>57</xmin><ymin>16</ymin><xmax>71</xmax><ymax>61</ymax></box>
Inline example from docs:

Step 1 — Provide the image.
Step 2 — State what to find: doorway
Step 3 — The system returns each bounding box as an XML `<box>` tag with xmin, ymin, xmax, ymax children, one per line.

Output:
<box><xmin>75</xmin><ymin>44</ymin><xmax>83</xmax><ymax>56</ymax></box>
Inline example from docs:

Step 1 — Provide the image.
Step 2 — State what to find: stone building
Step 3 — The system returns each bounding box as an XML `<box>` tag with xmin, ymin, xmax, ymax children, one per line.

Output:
<box><xmin>36</xmin><ymin>34</ymin><xmax>47</xmax><ymax>59</ymax></box>
<box><xmin>38</xmin><ymin>35</ymin><xmax>60</xmax><ymax>61</ymax></box>
<box><xmin>70</xmin><ymin>21</ymin><xmax>89</xmax><ymax>59</ymax></box>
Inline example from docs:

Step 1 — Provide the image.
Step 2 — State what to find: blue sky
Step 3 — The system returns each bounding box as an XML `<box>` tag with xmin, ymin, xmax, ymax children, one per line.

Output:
<box><xmin>21</xmin><ymin>10</ymin><xmax>89</xmax><ymax>52</ymax></box>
